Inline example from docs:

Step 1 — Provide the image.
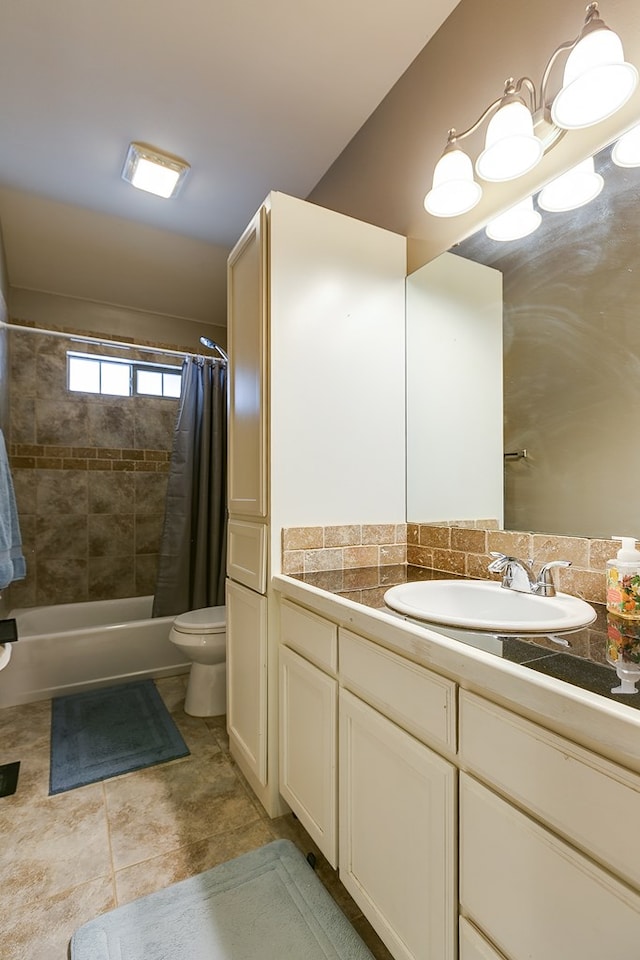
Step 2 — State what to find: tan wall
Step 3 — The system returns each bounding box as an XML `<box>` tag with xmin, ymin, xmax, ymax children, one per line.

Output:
<box><xmin>309</xmin><ymin>0</ymin><xmax>640</xmax><ymax>268</ymax></box>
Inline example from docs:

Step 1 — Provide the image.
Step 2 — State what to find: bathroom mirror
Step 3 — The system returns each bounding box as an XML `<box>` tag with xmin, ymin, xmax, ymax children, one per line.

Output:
<box><xmin>406</xmin><ymin>140</ymin><xmax>640</xmax><ymax>540</ymax></box>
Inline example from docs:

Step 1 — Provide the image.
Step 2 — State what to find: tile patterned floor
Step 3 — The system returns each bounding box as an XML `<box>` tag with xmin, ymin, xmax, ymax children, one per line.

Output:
<box><xmin>0</xmin><ymin>675</ymin><xmax>393</xmax><ymax>960</ymax></box>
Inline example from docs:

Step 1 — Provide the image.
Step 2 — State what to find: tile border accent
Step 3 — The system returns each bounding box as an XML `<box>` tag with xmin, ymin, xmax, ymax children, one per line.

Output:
<box><xmin>10</xmin><ymin>443</ymin><xmax>171</xmax><ymax>473</ymax></box>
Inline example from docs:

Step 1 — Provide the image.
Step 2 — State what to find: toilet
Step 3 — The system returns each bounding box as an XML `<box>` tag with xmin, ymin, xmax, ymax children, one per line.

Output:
<box><xmin>169</xmin><ymin>606</ymin><xmax>226</xmax><ymax>717</ymax></box>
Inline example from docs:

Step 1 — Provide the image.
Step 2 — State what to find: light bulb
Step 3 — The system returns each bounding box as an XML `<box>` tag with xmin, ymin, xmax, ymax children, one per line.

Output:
<box><xmin>476</xmin><ymin>100</ymin><xmax>543</xmax><ymax>182</ymax></box>
<box><xmin>551</xmin><ymin>26</ymin><xmax>638</xmax><ymax>129</ymax></box>
<box><xmin>486</xmin><ymin>196</ymin><xmax>541</xmax><ymax>242</ymax></box>
<box><xmin>538</xmin><ymin>157</ymin><xmax>604</xmax><ymax>212</ymax></box>
<box><xmin>612</xmin><ymin>123</ymin><xmax>640</xmax><ymax>167</ymax></box>
<box><xmin>424</xmin><ymin>147</ymin><xmax>482</xmax><ymax>217</ymax></box>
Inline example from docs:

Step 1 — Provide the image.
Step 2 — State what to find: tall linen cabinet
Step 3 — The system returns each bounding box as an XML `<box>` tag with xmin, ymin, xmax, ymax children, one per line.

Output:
<box><xmin>226</xmin><ymin>192</ymin><xmax>406</xmax><ymax>815</ymax></box>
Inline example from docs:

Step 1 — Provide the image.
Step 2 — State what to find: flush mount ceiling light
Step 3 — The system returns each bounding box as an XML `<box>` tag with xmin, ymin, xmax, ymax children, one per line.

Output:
<box><xmin>121</xmin><ymin>142</ymin><xmax>190</xmax><ymax>199</ymax></box>
<box><xmin>423</xmin><ymin>3</ymin><xmax>637</xmax><ymax>220</ymax></box>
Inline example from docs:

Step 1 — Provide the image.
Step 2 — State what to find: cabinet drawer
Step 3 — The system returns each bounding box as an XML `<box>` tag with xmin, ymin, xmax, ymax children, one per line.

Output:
<box><xmin>339</xmin><ymin>628</ymin><xmax>456</xmax><ymax>754</ymax></box>
<box><xmin>460</xmin><ymin>774</ymin><xmax>640</xmax><ymax>959</ymax></box>
<box><xmin>227</xmin><ymin>519</ymin><xmax>267</xmax><ymax>592</ymax></box>
<box><xmin>460</xmin><ymin>690</ymin><xmax>640</xmax><ymax>889</ymax></box>
<box><xmin>280</xmin><ymin>599</ymin><xmax>337</xmax><ymax>674</ymax></box>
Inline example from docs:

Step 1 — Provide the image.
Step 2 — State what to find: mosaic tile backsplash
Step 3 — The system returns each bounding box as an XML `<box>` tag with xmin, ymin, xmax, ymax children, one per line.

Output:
<box><xmin>7</xmin><ymin>327</ymin><xmax>179</xmax><ymax>607</ymax></box>
<box><xmin>282</xmin><ymin>520</ymin><xmax>618</xmax><ymax>605</ymax></box>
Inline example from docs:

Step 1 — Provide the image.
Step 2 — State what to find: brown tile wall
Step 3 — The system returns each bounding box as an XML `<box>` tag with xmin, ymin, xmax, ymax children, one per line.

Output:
<box><xmin>7</xmin><ymin>328</ymin><xmax>179</xmax><ymax>607</ymax></box>
<box><xmin>282</xmin><ymin>520</ymin><xmax>616</xmax><ymax>605</ymax></box>
<box><xmin>282</xmin><ymin>524</ymin><xmax>407</xmax><ymax>576</ymax></box>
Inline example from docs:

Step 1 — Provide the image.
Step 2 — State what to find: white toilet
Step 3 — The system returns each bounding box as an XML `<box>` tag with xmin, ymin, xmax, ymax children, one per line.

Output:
<box><xmin>169</xmin><ymin>606</ymin><xmax>226</xmax><ymax>717</ymax></box>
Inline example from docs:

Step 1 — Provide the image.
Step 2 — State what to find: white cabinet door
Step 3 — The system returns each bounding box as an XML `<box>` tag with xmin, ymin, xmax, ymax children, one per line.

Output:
<box><xmin>339</xmin><ymin>688</ymin><xmax>456</xmax><ymax>960</ymax></box>
<box><xmin>227</xmin><ymin>205</ymin><xmax>268</xmax><ymax>518</ymax></box>
<box><xmin>460</xmin><ymin>773</ymin><xmax>640</xmax><ymax>960</ymax></box>
<box><xmin>279</xmin><ymin>645</ymin><xmax>338</xmax><ymax>866</ymax></box>
<box><xmin>226</xmin><ymin>579</ymin><xmax>267</xmax><ymax>785</ymax></box>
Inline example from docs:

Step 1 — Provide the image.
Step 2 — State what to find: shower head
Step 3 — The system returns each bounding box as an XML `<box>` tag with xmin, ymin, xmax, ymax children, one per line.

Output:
<box><xmin>199</xmin><ymin>336</ymin><xmax>228</xmax><ymax>362</ymax></box>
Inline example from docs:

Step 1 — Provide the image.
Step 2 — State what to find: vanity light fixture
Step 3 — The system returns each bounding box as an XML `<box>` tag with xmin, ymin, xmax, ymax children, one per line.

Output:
<box><xmin>423</xmin><ymin>3</ymin><xmax>637</xmax><ymax>218</ymax></box>
<box><xmin>612</xmin><ymin>122</ymin><xmax>640</xmax><ymax>167</ymax></box>
<box><xmin>121</xmin><ymin>142</ymin><xmax>190</xmax><ymax>199</ymax></box>
<box><xmin>538</xmin><ymin>155</ymin><xmax>604</xmax><ymax>211</ymax></box>
<box><xmin>485</xmin><ymin>196</ymin><xmax>541</xmax><ymax>242</ymax></box>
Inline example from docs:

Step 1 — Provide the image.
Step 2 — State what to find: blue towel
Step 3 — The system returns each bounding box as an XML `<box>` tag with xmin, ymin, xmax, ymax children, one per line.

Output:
<box><xmin>0</xmin><ymin>429</ymin><xmax>26</xmax><ymax>589</ymax></box>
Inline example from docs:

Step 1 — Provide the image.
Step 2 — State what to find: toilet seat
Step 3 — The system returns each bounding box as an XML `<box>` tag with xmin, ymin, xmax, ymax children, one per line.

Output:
<box><xmin>172</xmin><ymin>606</ymin><xmax>226</xmax><ymax>634</ymax></box>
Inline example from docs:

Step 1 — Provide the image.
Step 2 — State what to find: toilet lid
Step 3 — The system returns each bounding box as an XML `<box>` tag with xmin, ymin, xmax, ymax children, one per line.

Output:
<box><xmin>172</xmin><ymin>605</ymin><xmax>226</xmax><ymax>634</ymax></box>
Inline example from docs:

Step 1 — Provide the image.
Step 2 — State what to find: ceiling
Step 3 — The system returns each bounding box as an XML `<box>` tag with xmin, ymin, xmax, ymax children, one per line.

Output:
<box><xmin>0</xmin><ymin>0</ymin><xmax>461</xmax><ymax>325</ymax></box>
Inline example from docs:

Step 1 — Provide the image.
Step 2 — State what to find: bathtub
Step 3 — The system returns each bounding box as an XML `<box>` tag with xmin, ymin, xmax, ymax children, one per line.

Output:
<box><xmin>0</xmin><ymin>595</ymin><xmax>189</xmax><ymax>708</ymax></box>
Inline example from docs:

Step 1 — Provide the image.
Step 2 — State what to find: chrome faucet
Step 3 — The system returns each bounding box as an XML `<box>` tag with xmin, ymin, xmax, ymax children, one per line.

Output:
<box><xmin>487</xmin><ymin>552</ymin><xmax>571</xmax><ymax>597</ymax></box>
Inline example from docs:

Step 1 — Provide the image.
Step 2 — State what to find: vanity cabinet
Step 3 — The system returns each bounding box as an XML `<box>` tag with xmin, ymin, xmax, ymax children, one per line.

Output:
<box><xmin>278</xmin><ymin>600</ymin><xmax>338</xmax><ymax>866</ymax></box>
<box><xmin>459</xmin><ymin>691</ymin><xmax>640</xmax><ymax>960</ymax></box>
<box><xmin>460</xmin><ymin>773</ymin><xmax>640</xmax><ymax>960</ymax></box>
<box><xmin>277</xmin><ymin>599</ymin><xmax>457</xmax><ymax>960</ymax></box>
<box><xmin>274</xmin><ymin>581</ymin><xmax>640</xmax><ymax>960</ymax></box>
<box><xmin>226</xmin><ymin>579</ymin><xmax>268</xmax><ymax>786</ymax></box>
<box><xmin>339</xmin><ymin>688</ymin><xmax>456</xmax><ymax>960</ymax></box>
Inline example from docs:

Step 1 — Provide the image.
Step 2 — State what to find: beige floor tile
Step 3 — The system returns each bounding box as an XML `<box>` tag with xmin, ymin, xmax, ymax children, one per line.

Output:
<box><xmin>0</xmin><ymin>679</ymin><xmax>389</xmax><ymax>960</ymax></box>
<box><xmin>0</xmin><ymin>780</ymin><xmax>112</xmax><ymax>910</ymax></box>
<box><xmin>1</xmin><ymin>875</ymin><xmax>115</xmax><ymax>960</ymax></box>
<box><xmin>105</xmin><ymin>751</ymin><xmax>264</xmax><ymax>870</ymax></box>
<box><xmin>0</xmin><ymin>698</ymin><xmax>51</xmax><ymax>762</ymax></box>
<box><xmin>114</xmin><ymin>817</ymin><xmax>275</xmax><ymax>905</ymax></box>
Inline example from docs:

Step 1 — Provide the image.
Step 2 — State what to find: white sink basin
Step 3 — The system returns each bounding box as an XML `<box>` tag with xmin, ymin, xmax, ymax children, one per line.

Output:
<box><xmin>383</xmin><ymin>579</ymin><xmax>596</xmax><ymax>634</ymax></box>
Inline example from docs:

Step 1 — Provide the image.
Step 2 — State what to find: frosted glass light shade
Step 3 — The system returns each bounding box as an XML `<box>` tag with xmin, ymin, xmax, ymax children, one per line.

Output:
<box><xmin>122</xmin><ymin>142</ymin><xmax>190</xmax><ymax>199</ymax></box>
<box><xmin>476</xmin><ymin>100</ymin><xmax>543</xmax><ymax>182</ymax></box>
<box><xmin>551</xmin><ymin>29</ymin><xmax>638</xmax><ymax>129</ymax></box>
<box><xmin>537</xmin><ymin>156</ymin><xmax>604</xmax><ymax>212</ymax></box>
<box><xmin>424</xmin><ymin>147</ymin><xmax>482</xmax><ymax>217</ymax></box>
<box><xmin>486</xmin><ymin>197</ymin><xmax>541</xmax><ymax>242</ymax></box>
<box><xmin>612</xmin><ymin>123</ymin><xmax>640</xmax><ymax>167</ymax></box>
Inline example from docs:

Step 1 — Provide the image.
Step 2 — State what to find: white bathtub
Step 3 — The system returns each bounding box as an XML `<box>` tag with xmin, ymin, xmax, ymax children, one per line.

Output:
<box><xmin>0</xmin><ymin>595</ymin><xmax>189</xmax><ymax>708</ymax></box>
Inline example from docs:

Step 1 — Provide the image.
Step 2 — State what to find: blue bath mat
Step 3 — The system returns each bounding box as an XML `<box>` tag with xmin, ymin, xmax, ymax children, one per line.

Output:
<box><xmin>49</xmin><ymin>679</ymin><xmax>189</xmax><ymax>795</ymax></box>
<box><xmin>70</xmin><ymin>839</ymin><xmax>374</xmax><ymax>960</ymax></box>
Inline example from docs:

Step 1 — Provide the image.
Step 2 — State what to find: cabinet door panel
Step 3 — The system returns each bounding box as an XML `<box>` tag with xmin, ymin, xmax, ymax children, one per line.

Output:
<box><xmin>339</xmin><ymin>688</ymin><xmax>456</xmax><ymax>960</ymax></box>
<box><xmin>226</xmin><ymin>579</ymin><xmax>267</xmax><ymax>785</ymax></box>
<box><xmin>227</xmin><ymin>206</ymin><xmax>268</xmax><ymax>518</ymax></box>
<box><xmin>459</xmin><ymin>918</ymin><xmax>507</xmax><ymax>960</ymax></box>
<box><xmin>279</xmin><ymin>646</ymin><xmax>337</xmax><ymax>866</ymax></box>
<box><xmin>460</xmin><ymin>773</ymin><xmax>640</xmax><ymax>960</ymax></box>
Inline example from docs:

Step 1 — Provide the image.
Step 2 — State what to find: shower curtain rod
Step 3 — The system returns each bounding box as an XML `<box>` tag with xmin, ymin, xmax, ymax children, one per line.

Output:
<box><xmin>0</xmin><ymin>319</ymin><xmax>219</xmax><ymax>362</ymax></box>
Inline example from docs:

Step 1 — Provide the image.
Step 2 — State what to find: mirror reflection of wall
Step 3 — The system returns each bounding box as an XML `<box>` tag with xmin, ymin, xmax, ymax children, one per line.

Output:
<box><xmin>407</xmin><ymin>141</ymin><xmax>640</xmax><ymax>539</ymax></box>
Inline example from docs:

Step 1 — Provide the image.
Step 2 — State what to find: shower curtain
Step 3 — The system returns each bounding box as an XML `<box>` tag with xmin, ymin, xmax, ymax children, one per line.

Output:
<box><xmin>152</xmin><ymin>356</ymin><xmax>227</xmax><ymax>618</ymax></box>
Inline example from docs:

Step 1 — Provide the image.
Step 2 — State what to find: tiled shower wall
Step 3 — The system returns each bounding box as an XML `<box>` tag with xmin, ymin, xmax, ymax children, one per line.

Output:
<box><xmin>7</xmin><ymin>329</ymin><xmax>180</xmax><ymax>608</ymax></box>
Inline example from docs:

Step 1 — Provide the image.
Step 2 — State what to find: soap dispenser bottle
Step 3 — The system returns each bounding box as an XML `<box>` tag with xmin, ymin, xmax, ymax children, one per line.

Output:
<box><xmin>606</xmin><ymin>536</ymin><xmax>640</xmax><ymax>695</ymax></box>
<box><xmin>606</xmin><ymin>536</ymin><xmax>640</xmax><ymax>619</ymax></box>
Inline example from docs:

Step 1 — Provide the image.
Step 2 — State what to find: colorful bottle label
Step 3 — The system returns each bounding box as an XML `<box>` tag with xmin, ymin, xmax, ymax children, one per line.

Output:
<box><xmin>607</xmin><ymin>611</ymin><xmax>640</xmax><ymax>666</ymax></box>
<box><xmin>606</xmin><ymin>566</ymin><xmax>640</xmax><ymax>619</ymax></box>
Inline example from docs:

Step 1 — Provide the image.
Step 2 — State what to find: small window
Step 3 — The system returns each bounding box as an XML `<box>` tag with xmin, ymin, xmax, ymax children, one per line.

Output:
<box><xmin>135</xmin><ymin>367</ymin><xmax>182</xmax><ymax>399</ymax></box>
<box><xmin>68</xmin><ymin>352</ymin><xmax>181</xmax><ymax>399</ymax></box>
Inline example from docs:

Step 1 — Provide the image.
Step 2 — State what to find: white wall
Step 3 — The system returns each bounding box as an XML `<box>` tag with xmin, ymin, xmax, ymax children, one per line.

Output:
<box><xmin>406</xmin><ymin>252</ymin><xmax>503</xmax><ymax>525</ymax></box>
<box><xmin>269</xmin><ymin>193</ymin><xmax>406</xmax><ymax>572</ymax></box>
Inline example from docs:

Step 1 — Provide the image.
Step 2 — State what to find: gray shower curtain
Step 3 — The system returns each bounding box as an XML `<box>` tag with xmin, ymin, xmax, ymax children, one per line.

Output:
<box><xmin>152</xmin><ymin>356</ymin><xmax>227</xmax><ymax>618</ymax></box>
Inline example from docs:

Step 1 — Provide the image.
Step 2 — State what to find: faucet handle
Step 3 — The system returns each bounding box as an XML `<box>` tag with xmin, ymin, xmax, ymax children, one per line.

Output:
<box><xmin>536</xmin><ymin>560</ymin><xmax>571</xmax><ymax>597</ymax></box>
<box><xmin>487</xmin><ymin>552</ymin><xmax>510</xmax><ymax>573</ymax></box>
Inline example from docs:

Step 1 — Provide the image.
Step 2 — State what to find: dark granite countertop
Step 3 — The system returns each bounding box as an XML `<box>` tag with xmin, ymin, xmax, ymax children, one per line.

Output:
<box><xmin>289</xmin><ymin>564</ymin><xmax>640</xmax><ymax>713</ymax></box>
